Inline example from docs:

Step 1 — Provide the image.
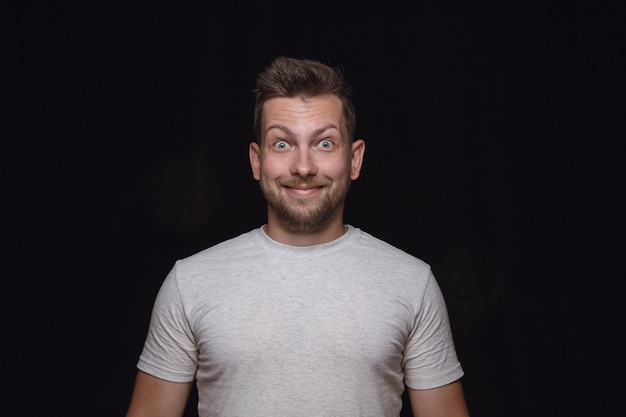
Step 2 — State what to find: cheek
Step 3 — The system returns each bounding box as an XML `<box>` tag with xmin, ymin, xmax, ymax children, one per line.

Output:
<box><xmin>322</xmin><ymin>160</ymin><xmax>351</xmax><ymax>179</ymax></box>
<box><xmin>258</xmin><ymin>158</ymin><xmax>284</xmax><ymax>179</ymax></box>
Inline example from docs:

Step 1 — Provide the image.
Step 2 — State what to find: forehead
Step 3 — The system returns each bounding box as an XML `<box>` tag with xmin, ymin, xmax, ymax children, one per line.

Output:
<box><xmin>262</xmin><ymin>95</ymin><xmax>345</xmax><ymax>132</ymax></box>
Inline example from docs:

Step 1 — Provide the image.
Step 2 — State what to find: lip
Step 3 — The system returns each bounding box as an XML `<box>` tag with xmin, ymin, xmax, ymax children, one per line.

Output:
<box><xmin>284</xmin><ymin>185</ymin><xmax>322</xmax><ymax>197</ymax></box>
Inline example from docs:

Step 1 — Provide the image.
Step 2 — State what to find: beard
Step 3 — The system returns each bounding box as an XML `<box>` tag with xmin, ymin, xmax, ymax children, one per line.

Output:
<box><xmin>260</xmin><ymin>176</ymin><xmax>351</xmax><ymax>234</ymax></box>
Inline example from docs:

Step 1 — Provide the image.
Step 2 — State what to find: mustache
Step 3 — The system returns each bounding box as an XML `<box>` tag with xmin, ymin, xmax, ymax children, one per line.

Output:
<box><xmin>277</xmin><ymin>178</ymin><xmax>332</xmax><ymax>188</ymax></box>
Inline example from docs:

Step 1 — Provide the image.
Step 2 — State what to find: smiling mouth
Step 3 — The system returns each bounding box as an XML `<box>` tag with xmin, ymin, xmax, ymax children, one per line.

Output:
<box><xmin>280</xmin><ymin>180</ymin><xmax>329</xmax><ymax>197</ymax></box>
<box><xmin>286</xmin><ymin>185</ymin><xmax>320</xmax><ymax>190</ymax></box>
<box><xmin>284</xmin><ymin>185</ymin><xmax>322</xmax><ymax>197</ymax></box>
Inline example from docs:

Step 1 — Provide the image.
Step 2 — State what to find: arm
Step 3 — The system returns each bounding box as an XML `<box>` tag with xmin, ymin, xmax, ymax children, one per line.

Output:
<box><xmin>126</xmin><ymin>371</ymin><xmax>193</xmax><ymax>417</ymax></box>
<box><xmin>408</xmin><ymin>380</ymin><xmax>470</xmax><ymax>417</ymax></box>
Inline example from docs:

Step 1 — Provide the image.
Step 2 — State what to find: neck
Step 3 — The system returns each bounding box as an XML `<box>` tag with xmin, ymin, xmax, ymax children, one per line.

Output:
<box><xmin>264</xmin><ymin>215</ymin><xmax>347</xmax><ymax>247</ymax></box>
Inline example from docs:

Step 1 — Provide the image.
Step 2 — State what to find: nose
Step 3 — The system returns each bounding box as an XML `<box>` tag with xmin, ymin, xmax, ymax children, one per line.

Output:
<box><xmin>290</xmin><ymin>147</ymin><xmax>317</xmax><ymax>177</ymax></box>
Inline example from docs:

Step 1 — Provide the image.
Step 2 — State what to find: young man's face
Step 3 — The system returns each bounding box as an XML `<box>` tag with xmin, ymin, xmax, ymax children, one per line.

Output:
<box><xmin>249</xmin><ymin>94</ymin><xmax>364</xmax><ymax>235</ymax></box>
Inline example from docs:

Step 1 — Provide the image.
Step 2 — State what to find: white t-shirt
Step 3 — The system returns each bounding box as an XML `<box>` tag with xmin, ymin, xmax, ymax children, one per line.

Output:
<box><xmin>137</xmin><ymin>226</ymin><xmax>464</xmax><ymax>417</ymax></box>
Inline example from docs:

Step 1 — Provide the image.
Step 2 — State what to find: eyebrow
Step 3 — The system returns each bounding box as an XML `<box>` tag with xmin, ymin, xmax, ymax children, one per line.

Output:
<box><xmin>265</xmin><ymin>123</ymin><xmax>341</xmax><ymax>138</ymax></box>
<box><xmin>265</xmin><ymin>124</ymin><xmax>293</xmax><ymax>136</ymax></box>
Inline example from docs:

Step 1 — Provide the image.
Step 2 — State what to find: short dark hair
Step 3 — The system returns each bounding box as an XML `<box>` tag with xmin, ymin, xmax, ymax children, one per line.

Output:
<box><xmin>253</xmin><ymin>57</ymin><xmax>356</xmax><ymax>143</ymax></box>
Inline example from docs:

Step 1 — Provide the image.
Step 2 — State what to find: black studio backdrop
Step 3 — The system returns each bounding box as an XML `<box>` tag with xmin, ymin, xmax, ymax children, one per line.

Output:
<box><xmin>7</xmin><ymin>1</ymin><xmax>623</xmax><ymax>416</ymax></box>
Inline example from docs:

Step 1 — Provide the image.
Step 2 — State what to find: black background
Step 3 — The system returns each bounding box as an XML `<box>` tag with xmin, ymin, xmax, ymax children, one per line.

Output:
<box><xmin>6</xmin><ymin>1</ymin><xmax>624</xmax><ymax>416</ymax></box>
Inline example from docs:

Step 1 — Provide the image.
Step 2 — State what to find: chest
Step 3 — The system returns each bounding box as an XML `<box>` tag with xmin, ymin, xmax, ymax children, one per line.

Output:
<box><xmin>188</xmin><ymin>271</ymin><xmax>416</xmax><ymax>373</ymax></box>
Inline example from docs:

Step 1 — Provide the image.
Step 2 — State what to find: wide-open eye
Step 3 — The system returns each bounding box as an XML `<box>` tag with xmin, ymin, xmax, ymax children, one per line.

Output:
<box><xmin>318</xmin><ymin>139</ymin><xmax>334</xmax><ymax>149</ymax></box>
<box><xmin>273</xmin><ymin>140</ymin><xmax>290</xmax><ymax>150</ymax></box>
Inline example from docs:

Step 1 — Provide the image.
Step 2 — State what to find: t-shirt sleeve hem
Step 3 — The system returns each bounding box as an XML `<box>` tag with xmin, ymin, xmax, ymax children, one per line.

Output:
<box><xmin>136</xmin><ymin>360</ymin><xmax>196</xmax><ymax>384</ymax></box>
<box><xmin>404</xmin><ymin>367</ymin><xmax>465</xmax><ymax>390</ymax></box>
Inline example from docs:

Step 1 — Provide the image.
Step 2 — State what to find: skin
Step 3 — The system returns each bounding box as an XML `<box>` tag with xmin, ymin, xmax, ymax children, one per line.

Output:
<box><xmin>126</xmin><ymin>371</ymin><xmax>192</xmax><ymax>417</ymax></box>
<box><xmin>409</xmin><ymin>381</ymin><xmax>470</xmax><ymax>417</ymax></box>
<box><xmin>249</xmin><ymin>94</ymin><xmax>365</xmax><ymax>246</ymax></box>
<box><xmin>126</xmin><ymin>94</ymin><xmax>469</xmax><ymax>417</ymax></box>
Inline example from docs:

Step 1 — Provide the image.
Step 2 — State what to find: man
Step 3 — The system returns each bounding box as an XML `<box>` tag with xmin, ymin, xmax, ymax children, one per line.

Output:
<box><xmin>126</xmin><ymin>57</ymin><xmax>469</xmax><ymax>417</ymax></box>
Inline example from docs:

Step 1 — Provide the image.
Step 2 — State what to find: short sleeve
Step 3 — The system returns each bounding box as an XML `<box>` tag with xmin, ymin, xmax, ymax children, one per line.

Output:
<box><xmin>136</xmin><ymin>263</ymin><xmax>198</xmax><ymax>382</ymax></box>
<box><xmin>402</xmin><ymin>270</ymin><xmax>464</xmax><ymax>389</ymax></box>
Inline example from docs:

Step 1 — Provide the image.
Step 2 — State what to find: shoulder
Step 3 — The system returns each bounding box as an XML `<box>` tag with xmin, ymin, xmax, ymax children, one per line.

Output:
<box><xmin>171</xmin><ymin>229</ymin><xmax>261</xmax><ymax>278</ymax></box>
<box><xmin>346</xmin><ymin>228</ymin><xmax>433</xmax><ymax>288</ymax></box>
<box><xmin>353</xmin><ymin>228</ymin><xmax>430</xmax><ymax>271</ymax></box>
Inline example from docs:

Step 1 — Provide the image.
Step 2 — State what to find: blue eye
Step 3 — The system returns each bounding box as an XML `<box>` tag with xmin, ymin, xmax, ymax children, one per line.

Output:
<box><xmin>273</xmin><ymin>140</ymin><xmax>289</xmax><ymax>149</ymax></box>
<box><xmin>319</xmin><ymin>139</ymin><xmax>333</xmax><ymax>149</ymax></box>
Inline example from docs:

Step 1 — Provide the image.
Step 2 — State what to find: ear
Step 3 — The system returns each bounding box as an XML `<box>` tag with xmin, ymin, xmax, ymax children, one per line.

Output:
<box><xmin>249</xmin><ymin>141</ymin><xmax>261</xmax><ymax>180</ymax></box>
<box><xmin>349</xmin><ymin>139</ymin><xmax>365</xmax><ymax>180</ymax></box>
